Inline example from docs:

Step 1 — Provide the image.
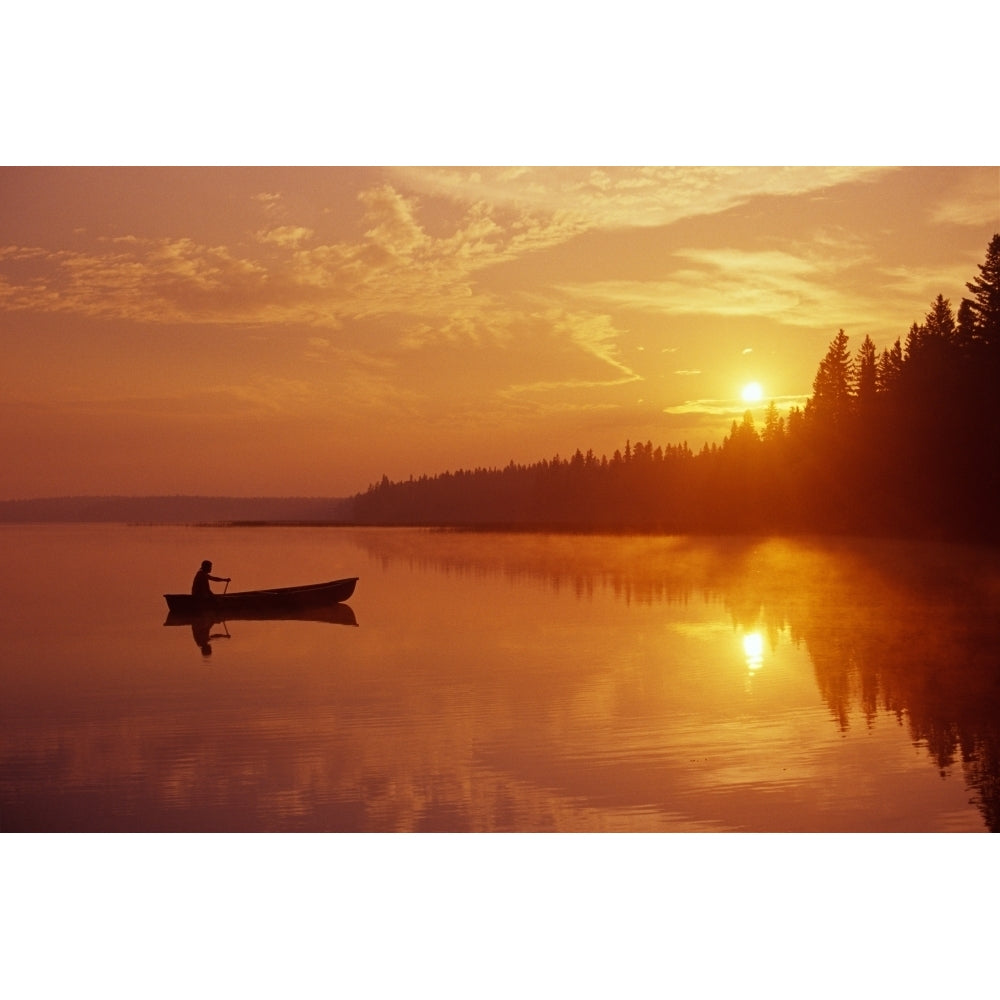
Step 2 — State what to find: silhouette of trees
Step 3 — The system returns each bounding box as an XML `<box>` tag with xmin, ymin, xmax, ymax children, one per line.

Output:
<box><xmin>963</xmin><ymin>232</ymin><xmax>1000</xmax><ymax>350</ymax></box>
<box><xmin>877</xmin><ymin>337</ymin><xmax>904</xmax><ymax>394</ymax></box>
<box><xmin>351</xmin><ymin>235</ymin><xmax>1000</xmax><ymax>542</ymax></box>
<box><xmin>809</xmin><ymin>328</ymin><xmax>855</xmax><ymax>429</ymax></box>
<box><xmin>856</xmin><ymin>334</ymin><xmax>878</xmax><ymax>412</ymax></box>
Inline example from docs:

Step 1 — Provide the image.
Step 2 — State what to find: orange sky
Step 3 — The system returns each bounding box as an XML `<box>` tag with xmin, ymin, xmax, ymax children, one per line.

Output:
<box><xmin>1</xmin><ymin>166</ymin><xmax>997</xmax><ymax>499</ymax></box>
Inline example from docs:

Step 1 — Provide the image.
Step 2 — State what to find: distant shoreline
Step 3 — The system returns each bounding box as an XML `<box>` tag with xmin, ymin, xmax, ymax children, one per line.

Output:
<box><xmin>0</xmin><ymin>496</ymin><xmax>352</xmax><ymax>524</ymax></box>
<box><xmin>4</xmin><ymin>516</ymin><xmax>998</xmax><ymax>546</ymax></box>
<box><xmin>4</xmin><ymin>498</ymin><xmax>999</xmax><ymax>546</ymax></box>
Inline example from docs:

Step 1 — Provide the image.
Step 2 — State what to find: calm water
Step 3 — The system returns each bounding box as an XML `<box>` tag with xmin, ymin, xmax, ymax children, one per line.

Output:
<box><xmin>2</xmin><ymin>523</ymin><xmax>998</xmax><ymax>832</ymax></box>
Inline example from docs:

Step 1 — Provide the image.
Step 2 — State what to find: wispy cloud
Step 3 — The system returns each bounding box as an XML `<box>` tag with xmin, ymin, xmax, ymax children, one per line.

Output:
<box><xmin>0</xmin><ymin>170</ymin><xmax>923</xmax><ymax>358</ymax></box>
<box><xmin>928</xmin><ymin>169</ymin><xmax>999</xmax><ymax>227</ymax></box>
<box><xmin>15</xmin><ymin>379</ymin><xmax>316</xmax><ymax>421</ymax></box>
<box><xmin>257</xmin><ymin>226</ymin><xmax>315</xmax><ymax>248</ymax></box>
<box><xmin>390</xmin><ymin>166</ymin><xmax>893</xmax><ymax>230</ymax></box>
<box><xmin>877</xmin><ymin>260</ymin><xmax>993</xmax><ymax>314</ymax></box>
<box><xmin>0</xmin><ymin>184</ymin><xmax>577</xmax><ymax>340</ymax></box>
<box><xmin>665</xmin><ymin>394</ymin><xmax>809</xmax><ymax>418</ymax></box>
<box><xmin>561</xmin><ymin>244</ymin><xmax>892</xmax><ymax>333</ymax></box>
<box><xmin>501</xmin><ymin>377</ymin><xmax>638</xmax><ymax>399</ymax></box>
<box><xmin>253</xmin><ymin>192</ymin><xmax>283</xmax><ymax>212</ymax></box>
<box><xmin>550</xmin><ymin>311</ymin><xmax>638</xmax><ymax>380</ymax></box>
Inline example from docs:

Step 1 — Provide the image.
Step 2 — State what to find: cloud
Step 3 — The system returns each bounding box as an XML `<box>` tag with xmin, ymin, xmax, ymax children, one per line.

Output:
<box><xmin>257</xmin><ymin>226</ymin><xmax>315</xmax><ymax>248</ymax></box>
<box><xmin>875</xmin><ymin>262</ymin><xmax>988</xmax><ymax>316</ymax></box>
<box><xmin>560</xmin><ymin>244</ymin><xmax>891</xmax><ymax>333</ymax></box>
<box><xmin>359</xmin><ymin>184</ymin><xmax>430</xmax><ymax>260</ymax></box>
<box><xmin>502</xmin><ymin>375</ymin><xmax>638</xmax><ymax>398</ymax></box>
<box><xmin>1</xmin><ymin>168</ymin><xmax>968</xmax><ymax>378</ymax></box>
<box><xmin>665</xmin><ymin>394</ymin><xmax>809</xmax><ymax>417</ymax></box>
<box><xmin>253</xmin><ymin>192</ymin><xmax>283</xmax><ymax>212</ymax></box>
<box><xmin>0</xmin><ymin>185</ymin><xmax>559</xmax><ymax>337</ymax></box>
<box><xmin>1</xmin><ymin>237</ymin><xmax>283</xmax><ymax>325</ymax></box>
<box><xmin>928</xmin><ymin>168</ymin><xmax>999</xmax><ymax>227</ymax></box>
<box><xmin>2</xmin><ymin>171</ymin><xmax>902</xmax><ymax>357</ymax></box>
<box><xmin>389</xmin><ymin>166</ymin><xmax>892</xmax><ymax>231</ymax></box>
<box><xmin>17</xmin><ymin>379</ymin><xmax>313</xmax><ymax>421</ymax></box>
<box><xmin>551</xmin><ymin>311</ymin><xmax>638</xmax><ymax>380</ymax></box>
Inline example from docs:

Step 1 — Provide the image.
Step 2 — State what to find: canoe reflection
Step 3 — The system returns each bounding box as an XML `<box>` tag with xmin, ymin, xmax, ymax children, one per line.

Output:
<box><xmin>165</xmin><ymin>602</ymin><xmax>358</xmax><ymax>654</ymax></box>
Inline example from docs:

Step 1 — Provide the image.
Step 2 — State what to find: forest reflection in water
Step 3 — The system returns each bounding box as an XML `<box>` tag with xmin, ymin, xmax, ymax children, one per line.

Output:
<box><xmin>1</xmin><ymin>525</ymin><xmax>998</xmax><ymax>832</ymax></box>
<box><xmin>347</xmin><ymin>529</ymin><xmax>1000</xmax><ymax>831</ymax></box>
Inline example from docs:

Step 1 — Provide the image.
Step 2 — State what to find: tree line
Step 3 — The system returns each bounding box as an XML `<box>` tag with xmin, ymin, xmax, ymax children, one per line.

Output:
<box><xmin>352</xmin><ymin>234</ymin><xmax>1000</xmax><ymax>541</ymax></box>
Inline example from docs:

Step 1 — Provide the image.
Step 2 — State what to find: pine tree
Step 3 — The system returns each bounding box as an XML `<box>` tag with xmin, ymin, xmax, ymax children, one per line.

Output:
<box><xmin>956</xmin><ymin>298</ymin><xmax>977</xmax><ymax>353</ymax></box>
<box><xmin>811</xmin><ymin>329</ymin><xmax>855</xmax><ymax>428</ymax></box>
<box><xmin>877</xmin><ymin>338</ymin><xmax>904</xmax><ymax>393</ymax></box>
<box><xmin>856</xmin><ymin>334</ymin><xmax>879</xmax><ymax>408</ymax></box>
<box><xmin>924</xmin><ymin>294</ymin><xmax>957</xmax><ymax>342</ymax></box>
<box><xmin>762</xmin><ymin>400</ymin><xmax>785</xmax><ymax>444</ymax></box>
<box><xmin>963</xmin><ymin>233</ymin><xmax>1000</xmax><ymax>347</ymax></box>
<box><xmin>904</xmin><ymin>296</ymin><xmax>960</xmax><ymax>395</ymax></box>
<box><xmin>904</xmin><ymin>321</ymin><xmax>925</xmax><ymax>363</ymax></box>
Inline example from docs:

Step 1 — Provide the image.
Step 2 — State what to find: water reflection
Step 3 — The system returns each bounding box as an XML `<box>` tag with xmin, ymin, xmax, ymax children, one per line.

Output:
<box><xmin>164</xmin><ymin>603</ymin><xmax>359</xmax><ymax>655</ymax></box>
<box><xmin>189</xmin><ymin>618</ymin><xmax>231</xmax><ymax>655</ymax></box>
<box><xmin>742</xmin><ymin>631</ymin><xmax>765</xmax><ymax>672</ymax></box>
<box><xmin>2</xmin><ymin>525</ymin><xmax>997</xmax><ymax>831</ymax></box>
<box><xmin>351</xmin><ymin>531</ymin><xmax>1000</xmax><ymax>830</ymax></box>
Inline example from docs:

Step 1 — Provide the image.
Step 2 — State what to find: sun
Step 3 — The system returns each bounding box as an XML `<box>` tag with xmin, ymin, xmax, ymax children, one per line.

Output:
<box><xmin>741</xmin><ymin>381</ymin><xmax>764</xmax><ymax>403</ymax></box>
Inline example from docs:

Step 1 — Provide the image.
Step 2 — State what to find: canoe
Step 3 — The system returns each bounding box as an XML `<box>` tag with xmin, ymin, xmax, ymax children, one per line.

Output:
<box><xmin>163</xmin><ymin>576</ymin><xmax>358</xmax><ymax>615</ymax></box>
<box><xmin>164</xmin><ymin>602</ymin><xmax>358</xmax><ymax>628</ymax></box>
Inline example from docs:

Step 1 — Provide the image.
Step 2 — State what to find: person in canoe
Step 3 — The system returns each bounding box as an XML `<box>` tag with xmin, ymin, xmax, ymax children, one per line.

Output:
<box><xmin>192</xmin><ymin>560</ymin><xmax>231</xmax><ymax>600</ymax></box>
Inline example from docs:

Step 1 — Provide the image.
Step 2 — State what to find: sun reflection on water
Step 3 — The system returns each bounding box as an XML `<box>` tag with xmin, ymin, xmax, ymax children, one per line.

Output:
<box><xmin>743</xmin><ymin>630</ymin><xmax>764</xmax><ymax>672</ymax></box>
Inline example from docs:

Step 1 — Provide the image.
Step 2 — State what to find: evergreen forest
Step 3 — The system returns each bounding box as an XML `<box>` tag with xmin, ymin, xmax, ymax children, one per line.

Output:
<box><xmin>352</xmin><ymin>234</ymin><xmax>1000</xmax><ymax>541</ymax></box>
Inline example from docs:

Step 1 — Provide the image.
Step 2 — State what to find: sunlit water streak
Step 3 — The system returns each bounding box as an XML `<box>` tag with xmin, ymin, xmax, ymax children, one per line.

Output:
<box><xmin>1</xmin><ymin>524</ymin><xmax>996</xmax><ymax>831</ymax></box>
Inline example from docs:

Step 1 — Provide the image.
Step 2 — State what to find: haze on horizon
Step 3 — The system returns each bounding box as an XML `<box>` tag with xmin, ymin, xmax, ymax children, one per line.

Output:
<box><xmin>1</xmin><ymin>165</ymin><xmax>997</xmax><ymax>501</ymax></box>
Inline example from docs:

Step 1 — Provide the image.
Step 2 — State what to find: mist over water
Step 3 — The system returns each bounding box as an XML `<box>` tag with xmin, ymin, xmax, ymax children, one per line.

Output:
<box><xmin>1</xmin><ymin>524</ymin><xmax>996</xmax><ymax>831</ymax></box>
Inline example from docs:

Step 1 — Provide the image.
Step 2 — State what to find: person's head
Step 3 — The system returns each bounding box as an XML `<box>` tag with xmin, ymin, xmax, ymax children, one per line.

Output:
<box><xmin>201</xmin><ymin>560</ymin><xmax>212</xmax><ymax>571</ymax></box>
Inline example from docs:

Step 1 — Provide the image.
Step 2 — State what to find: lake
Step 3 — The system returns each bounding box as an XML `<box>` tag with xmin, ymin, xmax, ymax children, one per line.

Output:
<box><xmin>2</xmin><ymin>523</ymin><xmax>997</xmax><ymax>832</ymax></box>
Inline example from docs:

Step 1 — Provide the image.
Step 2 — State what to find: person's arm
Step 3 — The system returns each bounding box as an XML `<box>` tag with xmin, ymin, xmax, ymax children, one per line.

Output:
<box><xmin>208</xmin><ymin>574</ymin><xmax>231</xmax><ymax>583</ymax></box>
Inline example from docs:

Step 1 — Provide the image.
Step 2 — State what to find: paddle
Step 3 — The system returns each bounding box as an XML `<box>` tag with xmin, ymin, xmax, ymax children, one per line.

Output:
<box><xmin>216</xmin><ymin>581</ymin><xmax>231</xmax><ymax>636</ymax></box>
